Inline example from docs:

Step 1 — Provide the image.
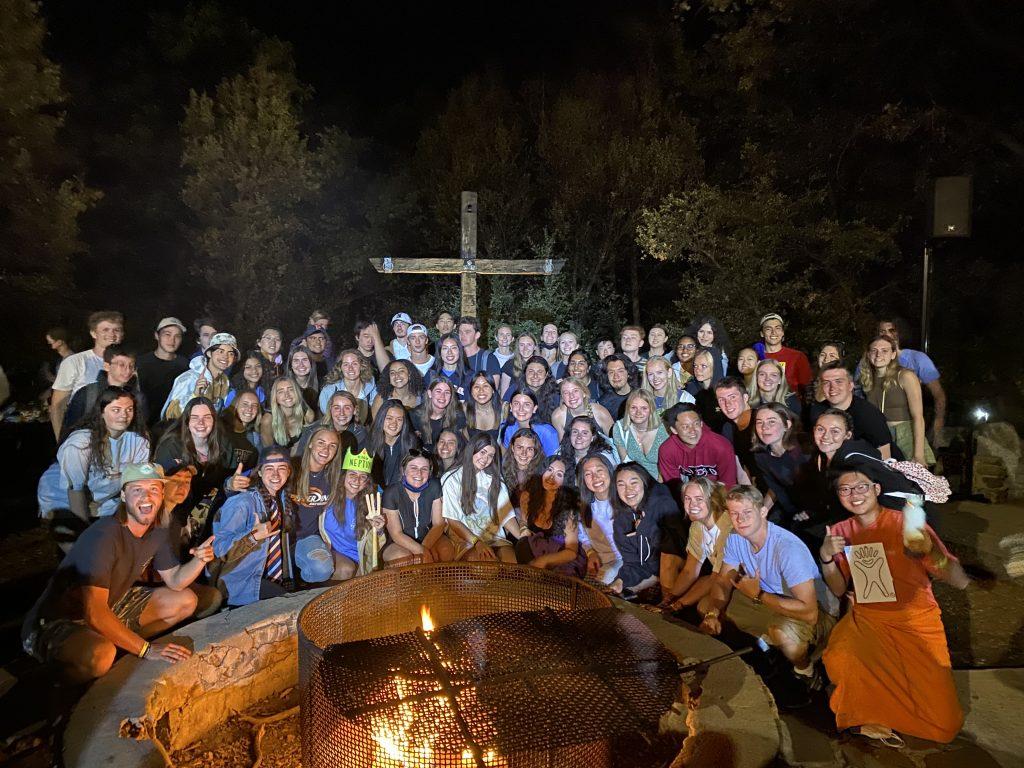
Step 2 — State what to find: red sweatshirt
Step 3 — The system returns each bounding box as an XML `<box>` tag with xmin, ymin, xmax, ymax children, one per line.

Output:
<box><xmin>657</xmin><ymin>430</ymin><xmax>738</xmax><ymax>487</ymax></box>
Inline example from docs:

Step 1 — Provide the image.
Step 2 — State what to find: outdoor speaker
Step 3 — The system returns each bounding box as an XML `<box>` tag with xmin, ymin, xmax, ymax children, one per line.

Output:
<box><xmin>930</xmin><ymin>176</ymin><xmax>972</xmax><ymax>238</ymax></box>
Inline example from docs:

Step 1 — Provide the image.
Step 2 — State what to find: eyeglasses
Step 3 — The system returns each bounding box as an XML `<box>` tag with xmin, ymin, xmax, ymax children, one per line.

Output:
<box><xmin>836</xmin><ymin>482</ymin><xmax>872</xmax><ymax>497</ymax></box>
<box><xmin>677</xmin><ymin>343</ymin><xmax>697</xmax><ymax>350</ymax></box>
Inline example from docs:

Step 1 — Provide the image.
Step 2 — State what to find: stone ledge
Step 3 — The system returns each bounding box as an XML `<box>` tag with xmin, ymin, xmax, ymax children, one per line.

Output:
<box><xmin>65</xmin><ymin>589</ymin><xmax>781</xmax><ymax>768</ymax></box>
<box><xmin>615</xmin><ymin>600</ymin><xmax>782</xmax><ymax>768</ymax></box>
<box><xmin>64</xmin><ymin>589</ymin><xmax>326</xmax><ymax>768</ymax></box>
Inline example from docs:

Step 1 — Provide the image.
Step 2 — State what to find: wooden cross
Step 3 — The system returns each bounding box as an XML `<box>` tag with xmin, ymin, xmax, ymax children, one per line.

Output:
<box><xmin>369</xmin><ymin>191</ymin><xmax>565</xmax><ymax>318</ymax></box>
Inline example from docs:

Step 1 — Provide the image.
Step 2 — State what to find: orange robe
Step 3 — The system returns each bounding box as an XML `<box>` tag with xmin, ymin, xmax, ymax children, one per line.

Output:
<box><xmin>822</xmin><ymin>508</ymin><xmax>963</xmax><ymax>742</ymax></box>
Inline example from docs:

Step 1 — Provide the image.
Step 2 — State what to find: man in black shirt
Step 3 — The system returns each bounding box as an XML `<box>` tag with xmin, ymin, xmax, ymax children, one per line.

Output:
<box><xmin>135</xmin><ymin>317</ymin><xmax>189</xmax><ymax>425</ymax></box>
<box><xmin>22</xmin><ymin>463</ymin><xmax>214</xmax><ymax>682</ymax></box>
<box><xmin>715</xmin><ymin>377</ymin><xmax>756</xmax><ymax>483</ymax></box>
<box><xmin>809</xmin><ymin>362</ymin><xmax>898</xmax><ymax>459</ymax></box>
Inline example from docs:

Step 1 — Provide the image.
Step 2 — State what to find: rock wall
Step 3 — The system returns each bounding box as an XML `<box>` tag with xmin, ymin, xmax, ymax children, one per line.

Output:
<box><xmin>973</xmin><ymin>422</ymin><xmax>1023</xmax><ymax>502</ymax></box>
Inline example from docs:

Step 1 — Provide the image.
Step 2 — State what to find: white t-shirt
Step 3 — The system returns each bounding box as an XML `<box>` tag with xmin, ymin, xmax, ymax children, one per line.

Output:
<box><xmin>53</xmin><ymin>350</ymin><xmax>104</xmax><ymax>395</ymax></box>
<box><xmin>441</xmin><ymin>468</ymin><xmax>514</xmax><ymax>544</ymax></box>
<box><xmin>578</xmin><ymin>497</ymin><xmax>621</xmax><ymax>583</ymax></box>
<box><xmin>493</xmin><ymin>350</ymin><xmax>514</xmax><ymax>369</ymax></box>
<box><xmin>411</xmin><ymin>356</ymin><xmax>435</xmax><ymax>377</ymax></box>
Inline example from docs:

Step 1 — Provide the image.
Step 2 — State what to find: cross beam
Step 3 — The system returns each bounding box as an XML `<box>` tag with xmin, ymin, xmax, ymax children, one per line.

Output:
<box><xmin>369</xmin><ymin>191</ymin><xmax>565</xmax><ymax>317</ymax></box>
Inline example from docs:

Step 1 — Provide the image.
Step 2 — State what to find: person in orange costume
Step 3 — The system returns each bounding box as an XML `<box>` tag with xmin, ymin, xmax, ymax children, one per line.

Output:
<box><xmin>819</xmin><ymin>469</ymin><xmax>968</xmax><ymax>747</ymax></box>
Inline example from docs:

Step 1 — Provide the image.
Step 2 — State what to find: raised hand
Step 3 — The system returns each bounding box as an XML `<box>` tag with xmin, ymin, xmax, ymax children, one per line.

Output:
<box><xmin>820</xmin><ymin>525</ymin><xmax>847</xmax><ymax>562</ymax></box>
<box><xmin>189</xmin><ymin>535</ymin><xmax>216</xmax><ymax>563</ymax></box>
<box><xmin>228</xmin><ymin>462</ymin><xmax>250</xmax><ymax>492</ymax></box>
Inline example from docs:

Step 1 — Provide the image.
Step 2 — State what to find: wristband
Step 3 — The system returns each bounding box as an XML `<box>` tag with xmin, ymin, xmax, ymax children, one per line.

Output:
<box><xmin>701</xmin><ymin>608</ymin><xmax>719</xmax><ymax>620</ymax></box>
<box><xmin>138</xmin><ymin>641</ymin><xmax>151</xmax><ymax>659</ymax></box>
<box><xmin>820</xmin><ymin>556</ymin><xmax>834</xmax><ymax>565</ymax></box>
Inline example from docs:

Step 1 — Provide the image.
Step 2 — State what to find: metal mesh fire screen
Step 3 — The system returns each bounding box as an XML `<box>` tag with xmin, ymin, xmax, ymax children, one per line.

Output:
<box><xmin>298</xmin><ymin>563</ymin><xmax>681</xmax><ymax>768</ymax></box>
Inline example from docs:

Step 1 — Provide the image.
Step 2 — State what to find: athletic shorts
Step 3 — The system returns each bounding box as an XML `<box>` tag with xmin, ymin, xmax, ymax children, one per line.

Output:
<box><xmin>23</xmin><ymin>586</ymin><xmax>155</xmax><ymax>662</ymax></box>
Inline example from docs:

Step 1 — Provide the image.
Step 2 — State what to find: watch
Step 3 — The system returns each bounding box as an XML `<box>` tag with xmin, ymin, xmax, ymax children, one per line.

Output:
<box><xmin>753</xmin><ymin>589</ymin><xmax>764</xmax><ymax>605</ymax></box>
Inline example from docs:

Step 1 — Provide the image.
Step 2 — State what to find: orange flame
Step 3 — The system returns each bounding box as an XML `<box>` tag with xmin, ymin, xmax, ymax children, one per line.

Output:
<box><xmin>420</xmin><ymin>605</ymin><xmax>435</xmax><ymax>633</ymax></box>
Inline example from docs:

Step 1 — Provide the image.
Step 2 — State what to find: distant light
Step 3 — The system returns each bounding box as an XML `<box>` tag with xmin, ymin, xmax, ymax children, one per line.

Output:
<box><xmin>973</xmin><ymin>407</ymin><xmax>990</xmax><ymax>423</ymax></box>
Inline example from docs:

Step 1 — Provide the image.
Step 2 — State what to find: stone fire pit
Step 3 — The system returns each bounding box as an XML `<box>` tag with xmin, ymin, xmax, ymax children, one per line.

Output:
<box><xmin>64</xmin><ymin>581</ymin><xmax>782</xmax><ymax>768</ymax></box>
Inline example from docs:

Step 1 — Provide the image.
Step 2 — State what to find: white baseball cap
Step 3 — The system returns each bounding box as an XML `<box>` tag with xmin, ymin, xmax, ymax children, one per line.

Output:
<box><xmin>156</xmin><ymin>317</ymin><xmax>186</xmax><ymax>333</ymax></box>
<box><xmin>390</xmin><ymin>312</ymin><xmax>412</xmax><ymax>326</ymax></box>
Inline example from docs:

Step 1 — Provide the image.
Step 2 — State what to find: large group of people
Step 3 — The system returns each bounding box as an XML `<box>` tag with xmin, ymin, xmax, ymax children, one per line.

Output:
<box><xmin>27</xmin><ymin>305</ymin><xmax>964</xmax><ymax>748</ymax></box>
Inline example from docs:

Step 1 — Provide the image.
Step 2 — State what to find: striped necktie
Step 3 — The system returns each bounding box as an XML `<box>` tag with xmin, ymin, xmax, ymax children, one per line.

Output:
<box><xmin>264</xmin><ymin>494</ymin><xmax>283</xmax><ymax>581</ymax></box>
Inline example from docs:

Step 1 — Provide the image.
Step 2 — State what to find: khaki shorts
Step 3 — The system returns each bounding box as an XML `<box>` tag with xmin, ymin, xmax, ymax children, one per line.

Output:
<box><xmin>23</xmin><ymin>586</ymin><xmax>154</xmax><ymax>662</ymax></box>
<box><xmin>725</xmin><ymin>590</ymin><xmax>835</xmax><ymax>649</ymax></box>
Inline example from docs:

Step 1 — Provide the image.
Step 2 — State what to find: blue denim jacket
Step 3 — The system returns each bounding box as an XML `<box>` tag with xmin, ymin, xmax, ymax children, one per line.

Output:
<box><xmin>211</xmin><ymin>489</ymin><xmax>273</xmax><ymax>606</ymax></box>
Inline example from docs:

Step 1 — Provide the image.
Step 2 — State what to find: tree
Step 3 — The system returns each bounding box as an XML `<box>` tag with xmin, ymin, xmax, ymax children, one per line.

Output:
<box><xmin>0</xmin><ymin>0</ymin><xmax>98</xmax><ymax>365</ymax></box>
<box><xmin>637</xmin><ymin>181</ymin><xmax>899</xmax><ymax>350</ymax></box>
<box><xmin>181</xmin><ymin>41</ymin><xmax>365</xmax><ymax>337</ymax></box>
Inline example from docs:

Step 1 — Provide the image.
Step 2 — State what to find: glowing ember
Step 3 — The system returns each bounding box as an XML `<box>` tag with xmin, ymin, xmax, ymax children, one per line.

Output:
<box><xmin>420</xmin><ymin>605</ymin><xmax>435</xmax><ymax>634</ymax></box>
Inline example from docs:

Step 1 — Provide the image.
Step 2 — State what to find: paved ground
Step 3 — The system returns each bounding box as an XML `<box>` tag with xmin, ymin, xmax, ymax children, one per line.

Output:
<box><xmin>0</xmin><ymin>498</ymin><xmax>1021</xmax><ymax>766</ymax></box>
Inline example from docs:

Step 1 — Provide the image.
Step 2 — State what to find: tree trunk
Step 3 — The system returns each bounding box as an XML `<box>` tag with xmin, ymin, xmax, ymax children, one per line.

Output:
<box><xmin>629</xmin><ymin>251</ymin><xmax>641</xmax><ymax>324</ymax></box>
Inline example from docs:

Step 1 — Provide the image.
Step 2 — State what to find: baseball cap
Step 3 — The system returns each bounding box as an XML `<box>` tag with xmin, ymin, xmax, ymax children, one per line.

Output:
<box><xmin>390</xmin><ymin>312</ymin><xmax>412</xmax><ymax>327</ymax></box>
<box><xmin>759</xmin><ymin>313</ymin><xmax>785</xmax><ymax>328</ymax></box>
<box><xmin>156</xmin><ymin>317</ymin><xmax>186</xmax><ymax>333</ymax></box>
<box><xmin>207</xmin><ymin>332</ymin><xmax>239</xmax><ymax>355</ymax></box>
<box><xmin>407</xmin><ymin>323</ymin><xmax>428</xmax><ymax>336</ymax></box>
<box><xmin>258</xmin><ymin>445</ymin><xmax>291</xmax><ymax>468</ymax></box>
<box><xmin>121</xmin><ymin>462</ymin><xmax>168</xmax><ymax>488</ymax></box>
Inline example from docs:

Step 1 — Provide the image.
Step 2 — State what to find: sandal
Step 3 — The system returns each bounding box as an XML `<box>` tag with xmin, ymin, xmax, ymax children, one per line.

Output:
<box><xmin>855</xmin><ymin>725</ymin><xmax>905</xmax><ymax>749</ymax></box>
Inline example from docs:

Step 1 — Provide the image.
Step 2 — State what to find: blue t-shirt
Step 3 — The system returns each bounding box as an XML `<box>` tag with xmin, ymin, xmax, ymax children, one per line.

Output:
<box><xmin>722</xmin><ymin>522</ymin><xmax>819</xmax><ymax>598</ymax></box>
<box><xmin>322</xmin><ymin>498</ymin><xmax>359</xmax><ymax>561</ymax></box>
<box><xmin>899</xmin><ymin>349</ymin><xmax>940</xmax><ymax>385</ymax></box>
<box><xmin>501</xmin><ymin>422</ymin><xmax>560</xmax><ymax>456</ymax></box>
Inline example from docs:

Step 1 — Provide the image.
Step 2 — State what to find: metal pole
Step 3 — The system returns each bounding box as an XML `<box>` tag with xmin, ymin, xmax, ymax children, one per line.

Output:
<box><xmin>921</xmin><ymin>244</ymin><xmax>932</xmax><ymax>354</ymax></box>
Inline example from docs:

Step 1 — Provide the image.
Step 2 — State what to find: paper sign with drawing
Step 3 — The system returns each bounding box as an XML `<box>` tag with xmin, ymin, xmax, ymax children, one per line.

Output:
<box><xmin>845</xmin><ymin>542</ymin><xmax>897</xmax><ymax>603</ymax></box>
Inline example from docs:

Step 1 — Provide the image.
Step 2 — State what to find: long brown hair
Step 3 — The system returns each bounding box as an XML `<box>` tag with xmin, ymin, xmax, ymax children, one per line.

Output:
<box><xmin>296</xmin><ymin>427</ymin><xmax>345</xmax><ymax>509</ymax></box>
<box><xmin>460</xmin><ymin>432</ymin><xmax>502</xmax><ymax>525</ymax></box>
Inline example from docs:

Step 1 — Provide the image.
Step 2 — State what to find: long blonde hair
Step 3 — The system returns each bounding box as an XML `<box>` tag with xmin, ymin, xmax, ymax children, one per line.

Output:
<box><xmin>268</xmin><ymin>376</ymin><xmax>311</xmax><ymax>445</ymax></box>
<box><xmin>859</xmin><ymin>336</ymin><xmax>903</xmax><ymax>394</ymax></box>
<box><xmin>641</xmin><ymin>355</ymin><xmax>683</xmax><ymax>409</ymax></box>
<box><xmin>747</xmin><ymin>359</ymin><xmax>795</xmax><ymax>407</ymax></box>
<box><xmin>619</xmin><ymin>388</ymin><xmax>659</xmax><ymax>432</ymax></box>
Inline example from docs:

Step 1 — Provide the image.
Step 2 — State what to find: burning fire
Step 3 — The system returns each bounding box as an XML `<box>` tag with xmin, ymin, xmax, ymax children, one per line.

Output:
<box><xmin>368</xmin><ymin>605</ymin><xmax>507</xmax><ymax>766</ymax></box>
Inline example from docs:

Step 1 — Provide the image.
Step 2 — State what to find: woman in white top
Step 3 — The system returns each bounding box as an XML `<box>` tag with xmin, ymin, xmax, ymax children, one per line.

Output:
<box><xmin>319</xmin><ymin>348</ymin><xmax>378</xmax><ymax>423</ymax></box>
<box><xmin>575</xmin><ymin>454</ymin><xmax>622</xmax><ymax>584</ymax></box>
<box><xmin>37</xmin><ymin>387</ymin><xmax>151</xmax><ymax>549</ymax></box>
<box><xmin>441</xmin><ymin>433</ymin><xmax>522</xmax><ymax>561</ymax></box>
<box><xmin>641</xmin><ymin>355</ymin><xmax>695</xmax><ymax>418</ymax></box>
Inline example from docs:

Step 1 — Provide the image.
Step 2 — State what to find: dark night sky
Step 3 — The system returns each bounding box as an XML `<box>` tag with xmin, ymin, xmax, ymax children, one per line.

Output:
<box><xmin>45</xmin><ymin>0</ymin><xmax>667</xmax><ymax>148</ymax></box>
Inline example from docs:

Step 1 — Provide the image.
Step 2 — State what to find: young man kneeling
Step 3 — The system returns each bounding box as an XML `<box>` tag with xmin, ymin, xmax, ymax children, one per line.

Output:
<box><xmin>698</xmin><ymin>485</ymin><xmax>837</xmax><ymax>701</ymax></box>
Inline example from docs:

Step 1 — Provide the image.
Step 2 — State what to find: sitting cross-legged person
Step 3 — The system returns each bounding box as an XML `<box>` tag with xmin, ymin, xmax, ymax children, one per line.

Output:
<box><xmin>381</xmin><ymin>450</ymin><xmax>454</xmax><ymax>566</ymax></box>
<box><xmin>515</xmin><ymin>457</ymin><xmax>587</xmax><ymax>578</ymax></box>
<box><xmin>820</xmin><ymin>468</ymin><xmax>968</xmax><ymax>747</ymax></box>
<box><xmin>609</xmin><ymin>462</ymin><xmax>688</xmax><ymax>601</ymax></box>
